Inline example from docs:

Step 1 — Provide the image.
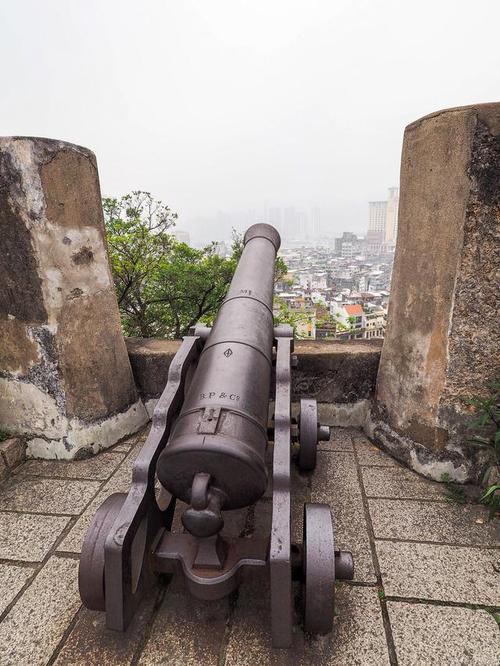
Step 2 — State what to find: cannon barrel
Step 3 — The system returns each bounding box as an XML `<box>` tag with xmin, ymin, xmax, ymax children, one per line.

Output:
<box><xmin>156</xmin><ymin>223</ymin><xmax>280</xmax><ymax>534</ymax></box>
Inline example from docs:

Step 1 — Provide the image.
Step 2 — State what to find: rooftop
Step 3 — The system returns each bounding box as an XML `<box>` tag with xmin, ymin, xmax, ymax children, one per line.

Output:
<box><xmin>343</xmin><ymin>304</ymin><xmax>364</xmax><ymax>316</ymax></box>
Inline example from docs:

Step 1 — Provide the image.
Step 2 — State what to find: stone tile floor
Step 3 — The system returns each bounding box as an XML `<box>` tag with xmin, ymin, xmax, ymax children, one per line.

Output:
<box><xmin>0</xmin><ymin>427</ymin><xmax>498</xmax><ymax>665</ymax></box>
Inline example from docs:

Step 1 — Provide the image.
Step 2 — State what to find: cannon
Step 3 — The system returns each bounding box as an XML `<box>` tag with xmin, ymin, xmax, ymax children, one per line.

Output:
<box><xmin>78</xmin><ymin>223</ymin><xmax>354</xmax><ymax>647</ymax></box>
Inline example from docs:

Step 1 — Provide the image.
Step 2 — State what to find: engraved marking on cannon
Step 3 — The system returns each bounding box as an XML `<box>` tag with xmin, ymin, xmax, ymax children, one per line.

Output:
<box><xmin>200</xmin><ymin>392</ymin><xmax>240</xmax><ymax>401</ymax></box>
<box><xmin>224</xmin><ymin>348</ymin><xmax>233</xmax><ymax>357</ymax></box>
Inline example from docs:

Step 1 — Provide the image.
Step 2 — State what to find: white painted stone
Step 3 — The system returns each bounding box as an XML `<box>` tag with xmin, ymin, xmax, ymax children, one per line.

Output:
<box><xmin>144</xmin><ymin>398</ymin><xmax>158</xmax><ymax>419</ymax></box>
<box><xmin>317</xmin><ymin>399</ymin><xmax>370</xmax><ymax>428</ymax></box>
<box><xmin>26</xmin><ymin>399</ymin><xmax>148</xmax><ymax>459</ymax></box>
<box><xmin>0</xmin><ymin>378</ymin><xmax>65</xmax><ymax>439</ymax></box>
<box><xmin>36</xmin><ymin>223</ymin><xmax>113</xmax><ymax>323</ymax></box>
<box><xmin>408</xmin><ymin>449</ymin><xmax>469</xmax><ymax>483</ymax></box>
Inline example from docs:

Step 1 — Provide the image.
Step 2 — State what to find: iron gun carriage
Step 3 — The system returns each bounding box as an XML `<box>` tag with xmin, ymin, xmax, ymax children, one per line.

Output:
<box><xmin>79</xmin><ymin>223</ymin><xmax>354</xmax><ymax>647</ymax></box>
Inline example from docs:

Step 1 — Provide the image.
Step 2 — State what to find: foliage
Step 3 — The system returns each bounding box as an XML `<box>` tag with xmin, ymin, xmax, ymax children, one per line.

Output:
<box><xmin>104</xmin><ymin>193</ymin><xmax>287</xmax><ymax>338</ymax></box>
<box><xmin>465</xmin><ymin>380</ymin><xmax>499</xmax><ymax>520</ymax></box>
<box><xmin>0</xmin><ymin>430</ymin><xmax>9</xmax><ymax>443</ymax></box>
<box><xmin>346</xmin><ymin>315</ymin><xmax>359</xmax><ymax>333</ymax></box>
<box><xmin>316</xmin><ymin>313</ymin><xmax>349</xmax><ymax>340</ymax></box>
<box><xmin>273</xmin><ymin>299</ymin><xmax>311</xmax><ymax>338</ymax></box>
<box><xmin>480</xmin><ymin>484</ymin><xmax>500</xmax><ymax>521</ymax></box>
<box><xmin>103</xmin><ymin>191</ymin><xmax>177</xmax><ymax>319</ymax></box>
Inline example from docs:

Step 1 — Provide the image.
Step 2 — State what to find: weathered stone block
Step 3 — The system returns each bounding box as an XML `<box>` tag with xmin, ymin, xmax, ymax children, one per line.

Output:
<box><xmin>125</xmin><ymin>337</ymin><xmax>382</xmax><ymax>421</ymax></box>
<box><xmin>371</xmin><ymin>103</ymin><xmax>500</xmax><ymax>482</ymax></box>
<box><xmin>0</xmin><ymin>437</ymin><xmax>25</xmax><ymax>470</ymax></box>
<box><xmin>292</xmin><ymin>339</ymin><xmax>382</xmax><ymax>403</ymax></box>
<box><xmin>0</xmin><ymin>137</ymin><xmax>148</xmax><ymax>458</ymax></box>
<box><xmin>126</xmin><ymin>337</ymin><xmax>180</xmax><ymax>400</ymax></box>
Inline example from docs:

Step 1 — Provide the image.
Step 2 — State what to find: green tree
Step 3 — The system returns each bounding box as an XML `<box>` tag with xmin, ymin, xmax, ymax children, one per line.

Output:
<box><xmin>104</xmin><ymin>193</ymin><xmax>286</xmax><ymax>338</ymax></box>
<box><xmin>273</xmin><ymin>298</ymin><xmax>314</xmax><ymax>339</ymax></box>
<box><xmin>145</xmin><ymin>242</ymin><xmax>237</xmax><ymax>338</ymax></box>
<box><xmin>103</xmin><ymin>191</ymin><xmax>177</xmax><ymax>316</ymax></box>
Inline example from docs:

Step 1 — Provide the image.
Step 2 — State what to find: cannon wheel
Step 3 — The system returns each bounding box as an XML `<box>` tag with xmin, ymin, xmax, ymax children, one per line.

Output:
<box><xmin>303</xmin><ymin>503</ymin><xmax>335</xmax><ymax>635</ymax></box>
<box><xmin>298</xmin><ymin>398</ymin><xmax>318</xmax><ymax>471</ymax></box>
<box><xmin>79</xmin><ymin>493</ymin><xmax>126</xmax><ymax>611</ymax></box>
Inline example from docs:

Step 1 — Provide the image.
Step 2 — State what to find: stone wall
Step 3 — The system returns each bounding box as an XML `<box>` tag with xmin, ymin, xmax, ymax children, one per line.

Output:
<box><xmin>126</xmin><ymin>337</ymin><xmax>382</xmax><ymax>426</ymax></box>
<box><xmin>0</xmin><ymin>137</ymin><xmax>147</xmax><ymax>459</ymax></box>
<box><xmin>370</xmin><ymin>103</ymin><xmax>500</xmax><ymax>483</ymax></box>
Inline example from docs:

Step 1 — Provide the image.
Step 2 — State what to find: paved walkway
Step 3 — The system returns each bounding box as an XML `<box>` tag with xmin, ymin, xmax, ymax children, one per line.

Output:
<box><xmin>0</xmin><ymin>427</ymin><xmax>498</xmax><ymax>665</ymax></box>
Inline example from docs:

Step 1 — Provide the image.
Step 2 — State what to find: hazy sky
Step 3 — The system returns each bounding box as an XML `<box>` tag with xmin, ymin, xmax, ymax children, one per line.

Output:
<box><xmin>1</xmin><ymin>1</ymin><xmax>499</xmax><ymax>240</ymax></box>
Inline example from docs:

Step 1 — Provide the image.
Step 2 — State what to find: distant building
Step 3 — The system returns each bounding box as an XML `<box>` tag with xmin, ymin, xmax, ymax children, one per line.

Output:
<box><xmin>297</xmin><ymin>210</ymin><xmax>309</xmax><ymax>238</ymax></box>
<box><xmin>385</xmin><ymin>187</ymin><xmax>399</xmax><ymax>246</ymax></box>
<box><xmin>334</xmin><ymin>232</ymin><xmax>360</xmax><ymax>257</ymax></box>
<box><xmin>367</xmin><ymin>188</ymin><xmax>399</xmax><ymax>254</ymax></box>
<box><xmin>364</xmin><ymin>306</ymin><xmax>386</xmax><ymax>339</ymax></box>
<box><xmin>173</xmin><ymin>229</ymin><xmax>191</xmax><ymax>245</ymax></box>
<box><xmin>311</xmin><ymin>207</ymin><xmax>321</xmax><ymax>236</ymax></box>
<box><xmin>269</xmin><ymin>208</ymin><xmax>283</xmax><ymax>236</ymax></box>
<box><xmin>330</xmin><ymin>302</ymin><xmax>364</xmax><ymax>339</ymax></box>
<box><xmin>283</xmin><ymin>207</ymin><xmax>299</xmax><ymax>240</ymax></box>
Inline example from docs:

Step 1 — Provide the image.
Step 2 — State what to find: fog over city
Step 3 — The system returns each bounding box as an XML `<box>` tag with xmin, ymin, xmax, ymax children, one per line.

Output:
<box><xmin>2</xmin><ymin>0</ymin><xmax>499</xmax><ymax>242</ymax></box>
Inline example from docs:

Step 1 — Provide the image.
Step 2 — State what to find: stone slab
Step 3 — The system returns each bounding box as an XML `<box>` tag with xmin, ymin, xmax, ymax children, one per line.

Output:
<box><xmin>0</xmin><ymin>563</ymin><xmax>33</xmax><ymax>615</ymax></box>
<box><xmin>138</xmin><ymin>578</ymin><xmax>229</xmax><ymax>666</ymax></box>
<box><xmin>54</xmin><ymin>597</ymin><xmax>158</xmax><ymax>665</ymax></box>
<box><xmin>16</xmin><ymin>451</ymin><xmax>126</xmax><ymax>480</ymax></box>
<box><xmin>0</xmin><ymin>511</ymin><xmax>70</xmax><ymax>561</ymax></box>
<box><xmin>125</xmin><ymin>337</ymin><xmax>382</xmax><ymax>403</ymax></box>
<box><xmin>312</xmin><ymin>451</ymin><xmax>376</xmax><ymax>582</ymax></box>
<box><xmin>361</xmin><ymin>466</ymin><xmax>445</xmax><ymax>500</ymax></box>
<box><xmin>0</xmin><ymin>477</ymin><xmax>101</xmax><ymax>515</ymax></box>
<box><xmin>225</xmin><ymin>572</ymin><xmax>390</xmax><ymax>665</ymax></box>
<box><xmin>0</xmin><ymin>556</ymin><xmax>81</xmax><ymax>666</ymax></box>
<box><xmin>319</xmin><ymin>427</ymin><xmax>355</xmax><ymax>452</ymax></box>
<box><xmin>353</xmin><ymin>435</ymin><xmax>398</xmax><ymax>467</ymax></box>
<box><xmin>0</xmin><ymin>438</ymin><xmax>25</xmax><ymax>470</ymax></box>
<box><xmin>388</xmin><ymin>601</ymin><xmax>500</xmax><ymax>666</ymax></box>
<box><xmin>317</xmin><ymin>401</ymin><xmax>370</xmax><ymax>428</ymax></box>
<box><xmin>369</xmin><ymin>499</ymin><xmax>499</xmax><ymax>546</ymax></box>
<box><xmin>377</xmin><ymin>540</ymin><xmax>500</xmax><ymax>605</ymax></box>
<box><xmin>58</xmin><ymin>444</ymin><xmax>142</xmax><ymax>552</ymax></box>
<box><xmin>58</xmin><ymin>443</ymin><xmax>142</xmax><ymax>553</ymax></box>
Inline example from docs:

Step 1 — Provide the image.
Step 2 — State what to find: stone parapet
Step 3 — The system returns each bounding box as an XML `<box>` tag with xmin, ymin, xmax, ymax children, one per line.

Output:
<box><xmin>371</xmin><ymin>103</ymin><xmax>500</xmax><ymax>483</ymax></box>
<box><xmin>126</xmin><ymin>337</ymin><xmax>383</xmax><ymax>421</ymax></box>
<box><xmin>0</xmin><ymin>137</ymin><xmax>148</xmax><ymax>459</ymax></box>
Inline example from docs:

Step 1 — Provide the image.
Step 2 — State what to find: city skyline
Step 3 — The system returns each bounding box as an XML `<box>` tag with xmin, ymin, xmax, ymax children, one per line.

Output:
<box><xmin>3</xmin><ymin>2</ymin><xmax>497</xmax><ymax>244</ymax></box>
<box><xmin>176</xmin><ymin>187</ymin><xmax>399</xmax><ymax>245</ymax></box>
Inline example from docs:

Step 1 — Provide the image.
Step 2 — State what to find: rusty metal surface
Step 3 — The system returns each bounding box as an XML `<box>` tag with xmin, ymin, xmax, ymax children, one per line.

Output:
<box><xmin>156</xmin><ymin>224</ymin><xmax>281</xmax><ymax>514</ymax></box>
<box><xmin>78</xmin><ymin>492</ymin><xmax>126</xmax><ymax>611</ymax></box>
<box><xmin>303</xmin><ymin>502</ymin><xmax>335</xmax><ymax>635</ymax></box>
<box><xmin>79</xmin><ymin>224</ymin><xmax>353</xmax><ymax>648</ymax></box>
<box><xmin>78</xmin><ymin>335</ymin><xmax>201</xmax><ymax>630</ymax></box>
<box><xmin>298</xmin><ymin>398</ymin><xmax>319</xmax><ymax>471</ymax></box>
<box><xmin>153</xmin><ymin>532</ymin><xmax>268</xmax><ymax>600</ymax></box>
<box><xmin>270</xmin><ymin>333</ymin><xmax>293</xmax><ymax>648</ymax></box>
